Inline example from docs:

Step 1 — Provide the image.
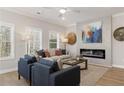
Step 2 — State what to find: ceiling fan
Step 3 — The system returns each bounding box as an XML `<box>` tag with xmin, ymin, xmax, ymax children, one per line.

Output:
<box><xmin>42</xmin><ymin>7</ymin><xmax>80</xmax><ymax>13</ymax></box>
<box><xmin>41</xmin><ymin>7</ymin><xmax>80</xmax><ymax>20</ymax></box>
<box><xmin>59</xmin><ymin>8</ymin><xmax>80</xmax><ymax>14</ymax></box>
<box><xmin>58</xmin><ymin>8</ymin><xmax>80</xmax><ymax>20</ymax></box>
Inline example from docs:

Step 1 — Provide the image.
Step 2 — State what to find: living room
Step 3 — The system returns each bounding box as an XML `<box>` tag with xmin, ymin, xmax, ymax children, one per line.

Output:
<box><xmin>1</xmin><ymin>2</ymin><xmax>124</xmax><ymax>88</ymax></box>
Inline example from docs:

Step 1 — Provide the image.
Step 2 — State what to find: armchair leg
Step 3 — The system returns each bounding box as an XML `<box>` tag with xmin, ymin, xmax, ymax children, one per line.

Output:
<box><xmin>18</xmin><ymin>74</ymin><xmax>20</xmax><ymax>80</ymax></box>
<box><xmin>29</xmin><ymin>81</ymin><xmax>32</xmax><ymax>86</ymax></box>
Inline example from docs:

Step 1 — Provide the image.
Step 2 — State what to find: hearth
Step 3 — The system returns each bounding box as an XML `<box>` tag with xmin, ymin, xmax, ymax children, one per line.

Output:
<box><xmin>80</xmin><ymin>49</ymin><xmax>105</xmax><ymax>59</ymax></box>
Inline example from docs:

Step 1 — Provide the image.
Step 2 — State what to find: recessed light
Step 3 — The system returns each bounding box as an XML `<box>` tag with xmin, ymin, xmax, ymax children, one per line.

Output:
<box><xmin>36</xmin><ymin>11</ymin><xmax>41</xmax><ymax>14</ymax></box>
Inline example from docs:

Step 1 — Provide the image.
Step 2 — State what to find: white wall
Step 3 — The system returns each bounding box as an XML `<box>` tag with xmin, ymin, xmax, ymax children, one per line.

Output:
<box><xmin>66</xmin><ymin>24</ymin><xmax>78</xmax><ymax>57</ymax></box>
<box><xmin>112</xmin><ymin>14</ymin><xmax>124</xmax><ymax>68</ymax></box>
<box><xmin>67</xmin><ymin>16</ymin><xmax>112</xmax><ymax>67</ymax></box>
<box><xmin>0</xmin><ymin>9</ymin><xmax>66</xmax><ymax>74</ymax></box>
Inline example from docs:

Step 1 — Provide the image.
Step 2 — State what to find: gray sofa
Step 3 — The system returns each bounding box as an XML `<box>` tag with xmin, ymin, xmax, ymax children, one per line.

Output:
<box><xmin>31</xmin><ymin>59</ymin><xmax>80</xmax><ymax>86</ymax></box>
<box><xmin>18</xmin><ymin>55</ymin><xmax>80</xmax><ymax>86</ymax></box>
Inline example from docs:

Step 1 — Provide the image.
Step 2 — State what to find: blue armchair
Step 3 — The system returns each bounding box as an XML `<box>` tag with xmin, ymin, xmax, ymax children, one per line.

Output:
<box><xmin>31</xmin><ymin>59</ymin><xmax>80</xmax><ymax>86</ymax></box>
<box><xmin>18</xmin><ymin>55</ymin><xmax>37</xmax><ymax>85</ymax></box>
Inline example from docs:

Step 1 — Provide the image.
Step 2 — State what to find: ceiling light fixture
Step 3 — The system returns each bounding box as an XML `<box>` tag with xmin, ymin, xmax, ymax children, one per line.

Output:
<box><xmin>59</xmin><ymin>8</ymin><xmax>67</xmax><ymax>14</ymax></box>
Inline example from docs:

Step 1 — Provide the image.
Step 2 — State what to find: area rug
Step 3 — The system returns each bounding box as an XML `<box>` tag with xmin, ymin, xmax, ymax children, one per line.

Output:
<box><xmin>0</xmin><ymin>64</ymin><xmax>108</xmax><ymax>86</ymax></box>
<box><xmin>80</xmin><ymin>64</ymin><xmax>109</xmax><ymax>86</ymax></box>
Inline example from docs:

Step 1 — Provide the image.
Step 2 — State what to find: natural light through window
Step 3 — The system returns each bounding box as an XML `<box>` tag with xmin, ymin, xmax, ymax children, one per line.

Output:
<box><xmin>26</xmin><ymin>27</ymin><xmax>42</xmax><ymax>55</ymax></box>
<box><xmin>49</xmin><ymin>32</ymin><xmax>59</xmax><ymax>49</ymax></box>
<box><xmin>0</xmin><ymin>22</ymin><xmax>14</xmax><ymax>60</ymax></box>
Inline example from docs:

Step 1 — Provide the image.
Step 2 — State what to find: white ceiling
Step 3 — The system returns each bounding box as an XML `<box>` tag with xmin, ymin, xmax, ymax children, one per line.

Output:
<box><xmin>1</xmin><ymin>7</ymin><xmax>124</xmax><ymax>27</ymax></box>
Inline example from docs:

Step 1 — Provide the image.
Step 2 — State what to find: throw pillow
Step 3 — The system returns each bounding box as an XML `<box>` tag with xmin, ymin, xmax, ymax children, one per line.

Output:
<box><xmin>45</xmin><ymin>49</ymin><xmax>51</xmax><ymax>57</ymax></box>
<box><xmin>55</xmin><ymin>49</ymin><xmax>62</xmax><ymax>56</ymax></box>
<box><xmin>36</xmin><ymin>49</ymin><xmax>46</xmax><ymax>58</ymax></box>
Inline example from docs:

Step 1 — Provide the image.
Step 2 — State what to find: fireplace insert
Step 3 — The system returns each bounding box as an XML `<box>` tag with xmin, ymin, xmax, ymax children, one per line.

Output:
<box><xmin>80</xmin><ymin>49</ymin><xmax>105</xmax><ymax>59</ymax></box>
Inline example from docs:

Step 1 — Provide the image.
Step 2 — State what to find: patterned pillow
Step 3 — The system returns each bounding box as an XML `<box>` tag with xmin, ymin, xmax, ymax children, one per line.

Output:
<box><xmin>45</xmin><ymin>49</ymin><xmax>51</xmax><ymax>57</ymax></box>
<box><xmin>55</xmin><ymin>49</ymin><xmax>62</xmax><ymax>56</ymax></box>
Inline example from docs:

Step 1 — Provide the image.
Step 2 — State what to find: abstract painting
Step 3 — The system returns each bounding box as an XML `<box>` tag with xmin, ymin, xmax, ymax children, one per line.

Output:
<box><xmin>82</xmin><ymin>21</ymin><xmax>102</xmax><ymax>43</ymax></box>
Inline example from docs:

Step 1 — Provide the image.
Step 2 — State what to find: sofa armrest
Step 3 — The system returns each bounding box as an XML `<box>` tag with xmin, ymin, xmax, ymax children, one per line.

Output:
<box><xmin>49</xmin><ymin>66</ymin><xmax>80</xmax><ymax>86</ymax></box>
<box><xmin>31</xmin><ymin>63</ymin><xmax>51</xmax><ymax>86</ymax></box>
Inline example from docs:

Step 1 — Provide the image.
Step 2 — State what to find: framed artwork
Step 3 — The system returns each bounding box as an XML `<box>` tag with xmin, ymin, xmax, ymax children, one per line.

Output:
<box><xmin>67</xmin><ymin>32</ymin><xmax>77</xmax><ymax>45</ymax></box>
<box><xmin>113</xmin><ymin>27</ymin><xmax>124</xmax><ymax>41</ymax></box>
<box><xmin>82</xmin><ymin>21</ymin><xmax>102</xmax><ymax>43</ymax></box>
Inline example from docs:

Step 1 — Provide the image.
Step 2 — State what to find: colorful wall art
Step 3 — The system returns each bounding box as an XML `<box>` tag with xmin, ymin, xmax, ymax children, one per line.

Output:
<box><xmin>82</xmin><ymin>21</ymin><xmax>102</xmax><ymax>43</ymax></box>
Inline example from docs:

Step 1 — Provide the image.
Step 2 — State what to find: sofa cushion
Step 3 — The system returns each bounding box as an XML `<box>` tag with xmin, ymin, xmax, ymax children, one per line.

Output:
<box><xmin>43</xmin><ymin>55</ymin><xmax>71</xmax><ymax>70</ymax></box>
<box><xmin>43</xmin><ymin>57</ymin><xmax>63</xmax><ymax>70</ymax></box>
<box><xmin>24</xmin><ymin>55</ymin><xmax>32</xmax><ymax>60</ymax></box>
<box><xmin>59</xmin><ymin>55</ymin><xmax>71</xmax><ymax>59</ymax></box>
<box><xmin>39</xmin><ymin>59</ymin><xmax>60</xmax><ymax>73</ymax></box>
<box><xmin>36</xmin><ymin>49</ymin><xmax>46</xmax><ymax>58</ymax></box>
<box><xmin>24</xmin><ymin>55</ymin><xmax>37</xmax><ymax>64</ymax></box>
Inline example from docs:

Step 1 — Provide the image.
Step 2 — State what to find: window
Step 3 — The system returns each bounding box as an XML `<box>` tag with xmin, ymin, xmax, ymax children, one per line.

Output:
<box><xmin>49</xmin><ymin>32</ymin><xmax>59</xmax><ymax>49</ymax></box>
<box><xmin>0</xmin><ymin>22</ymin><xmax>14</xmax><ymax>60</ymax></box>
<box><xmin>26</xmin><ymin>27</ymin><xmax>42</xmax><ymax>55</ymax></box>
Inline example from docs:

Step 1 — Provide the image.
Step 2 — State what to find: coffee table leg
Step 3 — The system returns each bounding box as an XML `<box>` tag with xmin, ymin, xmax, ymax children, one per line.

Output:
<box><xmin>85</xmin><ymin>60</ymin><xmax>88</xmax><ymax>69</ymax></box>
<box><xmin>80</xmin><ymin>60</ymin><xmax>88</xmax><ymax>70</ymax></box>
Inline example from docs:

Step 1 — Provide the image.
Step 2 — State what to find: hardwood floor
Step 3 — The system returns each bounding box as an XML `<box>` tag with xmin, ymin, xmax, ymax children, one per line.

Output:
<box><xmin>0</xmin><ymin>64</ymin><xmax>108</xmax><ymax>86</ymax></box>
<box><xmin>1</xmin><ymin>65</ymin><xmax>124</xmax><ymax>86</ymax></box>
<box><xmin>96</xmin><ymin>67</ymin><xmax>124</xmax><ymax>85</ymax></box>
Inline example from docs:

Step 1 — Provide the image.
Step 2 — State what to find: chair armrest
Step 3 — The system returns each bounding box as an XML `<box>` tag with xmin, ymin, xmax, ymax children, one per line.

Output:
<box><xmin>31</xmin><ymin>63</ymin><xmax>51</xmax><ymax>86</ymax></box>
<box><xmin>49</xmin><ymin>66</ymin><xmax>80</xmax><ymax>86</ymax></box>
<box><xmin>18</xmin><ymin>58</ymin><xmax>34</xmax><ymax>80</ymax></box>
<box><xmin>18</xmin><ymin>58</ymin><xmax>28</xmax><ymax>73</ymax></box>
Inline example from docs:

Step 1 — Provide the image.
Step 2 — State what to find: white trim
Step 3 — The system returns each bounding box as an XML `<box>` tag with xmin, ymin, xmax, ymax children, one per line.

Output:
<box><xmin>57</xmin><ymin>33</ymin><xmax>60</xmax><ymax>49</ymax></box>
<box><xmin>0</xmin><ymin>67</ymin><xmax>17</xmax><ymax>74</ymax></box>
<box><xmin>88</xmin><ymin>62</ymin><xmax>112</xmax><ymax>68</ymax></box>
<box><xmin>0</xmin><ymin>56</ymin><xmax>15</xmax><ymax>61</ymax></box>
<box><xmin>112</xmin><ymin>64</ymin><xmax>124</xmax><ymax>69</ymax></box>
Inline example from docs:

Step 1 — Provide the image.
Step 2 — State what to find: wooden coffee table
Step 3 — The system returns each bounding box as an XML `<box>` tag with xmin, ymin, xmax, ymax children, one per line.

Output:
<box><xmin>62</xmin><ymin>57</ymin><xmax>88</xmax><ymax>70</ymax></box>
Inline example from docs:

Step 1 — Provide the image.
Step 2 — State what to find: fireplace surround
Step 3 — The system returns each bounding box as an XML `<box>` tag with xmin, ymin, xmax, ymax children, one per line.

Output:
<box><xmin>80</xmin><ymin>49</ymin><xmax>105</xmax><ymax>59</ymax></box>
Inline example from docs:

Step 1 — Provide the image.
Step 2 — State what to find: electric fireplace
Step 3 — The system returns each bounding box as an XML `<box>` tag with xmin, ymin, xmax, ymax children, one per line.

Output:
<box><xmin>80</xmin><ymin>49</ymin><xmax>105</xmax><ymax>59</ymax></box>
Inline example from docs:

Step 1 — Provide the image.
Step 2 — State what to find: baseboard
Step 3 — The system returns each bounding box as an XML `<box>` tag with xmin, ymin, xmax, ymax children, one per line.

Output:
<box><xmin>112</xmin><ymin>64</ymin><xmax>124</xmax><ymax>69</ymax></box>
<box><xmin>88</xmin><ymin>63</ymin><xmax>112</xmax><ymax>68</ymax></box>
<box><xmin>0</xmin><ymin>68</ymin><xmax>17</xmax><ymax>74</ymax></box>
